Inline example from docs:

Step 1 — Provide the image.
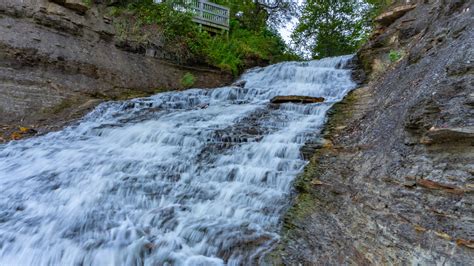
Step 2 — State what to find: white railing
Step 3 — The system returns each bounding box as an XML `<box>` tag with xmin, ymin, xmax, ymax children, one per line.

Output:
<box><xmin>189</xmin><ymin>0</ymin><xmax>230</xmax><ymax>31</ymax></box>
<box><xmin>155</xmin><ymin>0</ymin><xmax>230</xmax><ymax>31</ymax></box>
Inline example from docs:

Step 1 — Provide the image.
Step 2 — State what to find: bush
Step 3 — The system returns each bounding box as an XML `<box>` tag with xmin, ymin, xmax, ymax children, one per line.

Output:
<box><xmin>82</xmin><ymin>0</ymin><xmax>92</xmax><ymax>7</ymax></box>
<box><xmin>180</xmin><ymin>72</ymin><xmax>196</xmax><ymax>88</ymax></box>
<box><xmin>109</xmin><ymin>0</ymin><xmax>298</xmax><ymax>75</ymax></box>
<box><xmin>198</xmin><ymin>21</ymin><xmax>296</xmax><ymax>75</ymax></box>
<box><xmin>389</xmin><ymin>50</ymin><xmax>403</xmax><ymax>62</ymax></box>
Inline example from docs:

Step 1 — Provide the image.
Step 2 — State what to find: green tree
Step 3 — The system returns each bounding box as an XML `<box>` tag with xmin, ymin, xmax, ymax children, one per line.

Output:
<box><xmin>292</xmin><ymin>0</ymin><xmax>371</xmax><ymax>59</ymax></box>
<box><xmin>211</xmin><ymin>0</ymin><xmax>297</xmax><ymax>32</ymax></box>
<box><xmin>108</xmin><ymin>0</ymin><xmax>298</xmax><ymax>74</ymax></box>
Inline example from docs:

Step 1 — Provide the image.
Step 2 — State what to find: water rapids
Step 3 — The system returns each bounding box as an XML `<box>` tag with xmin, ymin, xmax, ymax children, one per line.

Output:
<box><xmin>0</xmin><ymin>56</ymin><xmax>356</xmax><ymax>265</ymax></box>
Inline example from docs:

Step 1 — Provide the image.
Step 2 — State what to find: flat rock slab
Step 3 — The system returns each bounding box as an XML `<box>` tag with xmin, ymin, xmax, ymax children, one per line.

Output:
<box><xmin>270</xmin><ymin>95</ymin><xmax>325</xmax><ymax>104</ymax></box>
<box><xmin>50</xmin><ymin>0</ymin><xmax>89</xmax><ymax>14</ymax></box>
<box><xmin>423</xmin><ymin>126</ymin><xmax>474</xmax><ymax>144</ymax></box>
<box><xmin>375</xmin><ymin>4</ymin><xmax>417</xmax><ymax>26</ymax></box>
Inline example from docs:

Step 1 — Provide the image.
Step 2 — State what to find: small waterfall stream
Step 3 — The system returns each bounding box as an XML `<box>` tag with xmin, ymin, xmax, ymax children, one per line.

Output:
<box><xmin>0</xmin><ymin>56</ymin><xmax>356</xmax><ymax>265</ymax></box>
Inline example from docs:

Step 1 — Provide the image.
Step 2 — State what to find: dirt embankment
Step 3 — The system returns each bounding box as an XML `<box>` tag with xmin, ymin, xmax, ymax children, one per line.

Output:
<box><xmin>0</xmin><ymin>0</ymin><xmax>233</xmax><ymax>142</ymax></box>
<box><xmin>272</xmin><ymin>0</ymin><xmax>473</xmax><ymax>264</ymax></box>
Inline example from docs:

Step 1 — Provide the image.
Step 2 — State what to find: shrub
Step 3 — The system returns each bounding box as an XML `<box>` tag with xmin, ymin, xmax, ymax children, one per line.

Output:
<box><xmin>180</xmin><ymin>72</ymin><xmax>196</xmax><ymax>88</ymax></box>
<box><xmin>109</xmin><ymin>0</ymin><xmax>299</xmax><ymax>75</ymax></box>
<box><xmin>389</xmin><ymin>50</ymin><xmax>403</xmax><ymax>62</ymax></box>
<box><xmin>198</xmin><ymin>21</ymin><xmax>295</xmax><ymax>75</ymax></box>
<box><xmin>82</xmin><ymin>0</ymin><xmax>92</xmax><ymax>7</ymax></box>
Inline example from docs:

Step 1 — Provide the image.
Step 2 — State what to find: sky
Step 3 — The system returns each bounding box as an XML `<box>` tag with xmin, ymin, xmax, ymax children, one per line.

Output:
<box><xmin>276</xmin><ymin>0</ymin><xmax>304</xmax><ymax>47</ymax></box>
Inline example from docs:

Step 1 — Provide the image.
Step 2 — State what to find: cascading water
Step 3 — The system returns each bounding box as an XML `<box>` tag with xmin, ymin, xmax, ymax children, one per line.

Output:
<box><xmin>0</xmin><ymin>55</ymin><xmax>356</xmax><ymax>265</ymax></box>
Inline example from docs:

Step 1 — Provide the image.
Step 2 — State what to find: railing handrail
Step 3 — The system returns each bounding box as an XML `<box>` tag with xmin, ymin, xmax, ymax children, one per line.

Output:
<box><xmin>192</xmin><ymin>1</ymin><xmax>230</xmax><ymax>11</ymax></box>
<box><xmin>188</xmin><ymin>0</ymin><xmax>230</xmax><ymax>29</ymax></box>
<box><xmin>157</xmin><ymin>0</ymin><xmax>230</xmax><ymax>30</ymax></box>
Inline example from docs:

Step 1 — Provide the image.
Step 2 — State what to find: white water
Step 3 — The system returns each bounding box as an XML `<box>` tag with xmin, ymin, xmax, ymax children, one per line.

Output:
<box><xmin>0</xmin><ymin>56</ymin><xmax>355</xmax><ymax>265</ymax></box>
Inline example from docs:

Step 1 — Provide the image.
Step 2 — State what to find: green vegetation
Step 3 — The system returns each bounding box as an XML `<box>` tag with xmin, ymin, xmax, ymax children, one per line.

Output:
<box><xmin>180</xmin><ymin>72</ymin><xmax>196</xmax><ymax>88</ymax></box>
<box><xmin>293</xmin><ymin>0</ymin><xmax>393</xmax><ymax>59</ymax></box>
<box><xmin>82</xmin><ymin>0</ymin><xmax>92</xmax><ymax>7</ymax></box>
<box><xmin>365</xmin><ymin>0</ymin><xmax>394</xmax><ymax>17</ymax></box>
<box><xmin>108</xmin><ymin>0</ymin><xmax>297</xmax><ymax>75</ymax></box>
<box><xmin>389</xmin><ymin>49</ymin><xmax>403</xmax><ymax>62</ymax></box>
<box><xmin>200</xmin><ymin>22</ymin><xmax>297</xmax><ymax>74</ymax></box>
<box><xmin>107</xmin><ymin>0</ymin><xmax>392</xmax><ymax>71</ymax></box>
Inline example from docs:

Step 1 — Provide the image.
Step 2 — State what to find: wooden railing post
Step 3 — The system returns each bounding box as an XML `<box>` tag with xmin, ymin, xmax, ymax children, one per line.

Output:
<box><xmin>171</xmin><ymin>0</ymin><xmax>229</xmax><ymax>32</ymax></box>
<box><xmin>199</xmin><ymin>0</ymin><xmax>203</xmax><ymax>20</ymax></box>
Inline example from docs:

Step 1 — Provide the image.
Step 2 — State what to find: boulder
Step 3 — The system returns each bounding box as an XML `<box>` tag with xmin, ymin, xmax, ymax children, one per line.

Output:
<box><xmin>374</xmin><ymin>4</ymin><xmax>417</xmax><ymax>27</ymax></box>
<box><xmin>231</xmin><ymin>80</ymin><xmax>246</xmax><ymax>88</ymax></box>
<box><xmin>270</xmin><ymin>95</ymin><xmax>325</xmax><ymax>104</ymax></box>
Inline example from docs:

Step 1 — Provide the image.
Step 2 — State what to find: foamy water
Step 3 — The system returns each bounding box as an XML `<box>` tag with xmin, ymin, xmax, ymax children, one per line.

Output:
<box><xmin>0</xmin><ymin>56</ymin><xmax>355</xmax><ymax>265</ymax></box>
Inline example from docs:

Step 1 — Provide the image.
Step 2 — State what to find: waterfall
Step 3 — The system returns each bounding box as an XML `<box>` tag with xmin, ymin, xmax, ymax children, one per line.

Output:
<box><xmin>0</xmin><ymin>56</ymin><xmax>356</xmax><ymax>265</ymax></box>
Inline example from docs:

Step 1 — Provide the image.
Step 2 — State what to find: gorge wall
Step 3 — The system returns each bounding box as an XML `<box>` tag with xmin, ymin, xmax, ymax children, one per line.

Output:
<box><xmin>273</xmin><ymin>0</ymin><xmax>474</xmax><ymax>264</ymax></box>
<box><xmin>0</xmin><ymin>0</ymin><xmax>232</xmax><ymax>141</ymax></box>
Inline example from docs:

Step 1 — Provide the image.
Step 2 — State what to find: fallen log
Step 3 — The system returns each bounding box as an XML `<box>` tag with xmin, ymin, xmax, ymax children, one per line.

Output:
<box><xmin>270</xmin><ymin>95</ymin><xmax>325</xmax><ymax>104</ymax></box>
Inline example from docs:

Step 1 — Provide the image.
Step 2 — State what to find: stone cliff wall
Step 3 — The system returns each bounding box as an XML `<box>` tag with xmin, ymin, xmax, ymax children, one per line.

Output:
<box><xmin>0</xmin><ymin>0</ymin><xmax>232</xmax><ymax>140</ymax></box>
<box><xmin>273</xmin><ymin>0</ymin><xmax>473</xmax><ymax>264</ymax></box>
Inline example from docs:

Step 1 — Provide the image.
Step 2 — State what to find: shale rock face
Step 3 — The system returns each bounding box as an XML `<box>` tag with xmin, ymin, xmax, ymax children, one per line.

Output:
<box><xmin>0</xmin><ymin>0</ymin><xmax>232</xmax><ymax>140</ymax></box>
<box><xmin>374</xmin><ymin>4</ymin><xmax>417</xmax><ymax>26</ymax></box>
<box><xmin>50</xmin><ymin>0</ymin><xmax>90</xmax><ymax>14</ymax></box>
<box><xmin>273</xmin><ymin>0</ymin><xmax>474</xmax><ymax>264</ymax></box>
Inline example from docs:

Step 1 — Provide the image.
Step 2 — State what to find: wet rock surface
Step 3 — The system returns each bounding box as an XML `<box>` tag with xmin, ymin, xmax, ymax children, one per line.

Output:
<box><xmin>273</xmin><ymin>0</ymin><xmax>474</xmax><ymax>264</ymax></box>
<box><xmin>0</xmin><ymin>0</ymin><xmax>232</xmax><ymax>142</ymax></box>
<box><xmin>0</xmin><ymin>56</ymin><xmax>355</xmax><ymax>265</ymax></box>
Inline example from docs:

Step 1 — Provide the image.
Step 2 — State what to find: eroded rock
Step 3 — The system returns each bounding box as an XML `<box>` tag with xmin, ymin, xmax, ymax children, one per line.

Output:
<box><xmin>416</xmin><ymin>179</ymin><xmax>465</xmax><ymax>194</ymax></box>
<box><xmin>50</xmin><ymin>0</ymin><xmax>90</xmax><ymax>14</ymax></box>
<box><xmin>374</xmin><ymin>4</ymin><xmax>417</xmax><ymax>27</ymax></box>
<box><xmin>422</xmin><ymin>127</ymin><xmax>474</xmax><ymax>144</ymax></box>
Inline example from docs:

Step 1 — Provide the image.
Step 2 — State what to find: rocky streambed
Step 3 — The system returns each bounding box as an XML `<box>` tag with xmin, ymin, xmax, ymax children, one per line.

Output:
<box><xmin>0</xmin><ymin>55</ymin><xmax>357</xmax><ymax>265</ymax></box>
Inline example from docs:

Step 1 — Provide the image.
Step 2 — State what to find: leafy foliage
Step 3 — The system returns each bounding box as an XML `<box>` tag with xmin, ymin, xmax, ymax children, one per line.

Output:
<box><xmin>292</xmin><ymin>0</ymin><xmax>394</xmax><ymax>59</ymax></box>
<box><xmin>82</xmin><ymin>0</ymin><xmax>92</xmax><ymax>7</ymax></box>
<box><xmin>201</xmin><ymin>21</ymin><xmax>295</xmax><ymax>74</ymax></box>
<box><xmin>108</xmin><ymin>0</ymin><xmax>297</xmax><ymax>75</ymax></box>
<box><xmin>112</xmin><ymin>1</ymin><xmax>200</xmax><ymax>40</ymax></box>
<box><xmin>389</xmin><ymin>50</ymin><xmax>402</xmax><ymax>62</ymax></box>
<box><xmin>293</xmin><ymin>0</ymin><xmax>372</xmax><ymax>59</ymax></box>
<box><xmin>210</xmin><ymin>0</ymin><xmax>298</xmax><ymax>31</ymax></box>
<box><xmin>180</xmin><ymin>72</ymin><xmax>196</xmax><ymax>88</ymax></box>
